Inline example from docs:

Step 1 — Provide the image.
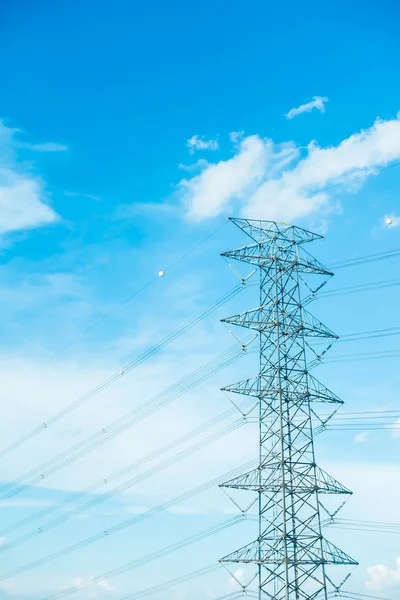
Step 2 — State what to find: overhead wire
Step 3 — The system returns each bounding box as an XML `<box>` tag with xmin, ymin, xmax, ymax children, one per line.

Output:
<box><xmin>0</xmin><ymin>340</ymin><xmax>249</xmax><ymax>501</ymax></box>
<box><xmin>336</xmin><ymin>592</ymin><xmax>392</xmax><ymax>600</ymax></box>
<box><xmin>317</xmin><ymin>277</ymin><xmax>400</xmax><ymax>300</ymax></box>
<box><xmin>35</xmin><ymin>516</ymin><xmax>246</xmax><ymax>599</ymax></box>
<box><xmin>117</xmin><ymin>564</ymin><xmax>220</xmax><ymax>600</ymax></box>
<box><xmin>1</xmin><ymin>240</ymin><xmax>399</xmax><ymax>475</ymax></box>
<box><xmin>325</xmin><ymin>518</ymin><xmax>400</xmax><ymax>534</ymax></box>
<box><xmin>330</xmin><ymin>246</ymin><xmax>400</xmax><ymax>270</ymax></box>
<box><xmin>323</xmin><ymin>349</ymin><xmax>400</xmax><ymax>363</ymax></box>
<box><xmin>41</xmin><ymin>219</ymin><xmax>229</xmax><ymax>368</ymax></box>
<box><xmin>0</xmin><ymin>411</ymin><xmax>253</xmax><ymax>555</ymax></box>
<box><xmin>3</xmin><ymin>403</ymin><xmax>396</xmax><ymax>546</ymax></box>
<box><xmin>0</xmin><ymin>280</ymin><xmax>246</xmax><ymax>462</ymax></box>
<box><xmin>2</xmin><ymin>323</ymin><xmax>398</xmax><ymax>503</ymax></box>
<box><xmin>313</xmin><ymin>326</ymin><xmax>400</xmax><ymax>346</ymax></box>
<box><xmin>2</xmin><ymin>177</ymin><xmax>400</xmax><ymax>597</ymax></box>
<box><xmin>0</xmin><ymin>214</ymin><xmax>400</xmax><ymax>584</ymax></box>
<box><xmin>0</xmin><ymin>456</ymin><xmax>257</xmax><ymax>579</ymax></box>
<box><xmin>0</xmin><ymin>397</ymin><xmax>254</xmax><ymax>539</ymax></box>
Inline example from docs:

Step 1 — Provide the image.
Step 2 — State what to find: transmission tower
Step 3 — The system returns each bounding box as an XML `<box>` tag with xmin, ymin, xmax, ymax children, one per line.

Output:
<box><xmin>218</xmin><ymin>218</ymin><xmax>357</xmax><ymax>600</ymax></box>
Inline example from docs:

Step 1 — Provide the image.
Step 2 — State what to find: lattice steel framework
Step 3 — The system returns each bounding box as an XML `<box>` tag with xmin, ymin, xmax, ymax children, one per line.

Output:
<box><xmin>218</xmin><ymin>219</ymin><xmax>357</xmax><ymax>600</ymax></box>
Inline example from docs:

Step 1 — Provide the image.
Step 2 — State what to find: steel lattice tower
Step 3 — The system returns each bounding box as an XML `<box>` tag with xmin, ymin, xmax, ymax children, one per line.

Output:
<box><xmin>219</xmin><ymin>219</ymin><xmax>357</xmax><ymax>600</ymax></box>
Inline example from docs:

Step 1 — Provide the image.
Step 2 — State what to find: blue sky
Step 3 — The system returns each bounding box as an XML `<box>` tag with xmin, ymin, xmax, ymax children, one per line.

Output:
<box><xmin>0</xmin><ymin>0</ymin><xmax>400</xmax><ymax>598</ymax></box>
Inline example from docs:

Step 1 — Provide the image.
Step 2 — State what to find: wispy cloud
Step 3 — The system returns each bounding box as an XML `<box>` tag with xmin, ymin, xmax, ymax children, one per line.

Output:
<box><xmin>71</xmin><ymin>576</ymin><xmax>118</xmax><ymax>594</ymax></box>
<box><xmin>0</xmin><ymin>119</ymin><xmax>59</xmax><ymax>235</ymax></box>
<box><xmin>285</xmin><ymin>96</ymin><xmax>328</xmax><ymax>119</ymax></box>
<box><xmin>18</xmin><ymin>141</ymin><xmax>68</xmax><ymax>152</ymax></box>
<box><xmin>65</xmin><ymin>191</ymin><xmax>101</xmax><ymax>201</ymax></box>
<box><xmin>179</xmin><ymin>113</ymin><xmax>400</xmax><ymax>224</ymax></box>
<box><xmin>229</xmin><ymin>131</ymin><xmax>244</xmax><ymax>144</ymax></box>
<box><xmin>187</xmin><ymin>135</ymin><xmax>219</xmax><ymax>154</ymax></box>
<box><xmin>390</xmin><ymin>417</ymin><xmax>400</xmax><ymax>438</ymax></box>
<box><xmin>354</xmin><ymin>431</ymin><xmax>370</xmax><ymax>443</ymax></box>
<box><xmin>178</xmin><ymin>158</ymin><xmax>209</xmax><ymax>171</ymax></box>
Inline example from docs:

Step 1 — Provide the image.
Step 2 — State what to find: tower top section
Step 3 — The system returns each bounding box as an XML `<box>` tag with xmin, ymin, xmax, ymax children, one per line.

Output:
<box><xmin>229</xmin><ymin>217</ymin><xmax>324</xmax><ymax>245</ymax></box>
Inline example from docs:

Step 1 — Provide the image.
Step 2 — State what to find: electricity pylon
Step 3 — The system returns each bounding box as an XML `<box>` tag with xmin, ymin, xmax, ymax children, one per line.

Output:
<box><xmin>219</xmin><ymin>219</ymin><xmax>357</xmax><ymax>600</ymax></box>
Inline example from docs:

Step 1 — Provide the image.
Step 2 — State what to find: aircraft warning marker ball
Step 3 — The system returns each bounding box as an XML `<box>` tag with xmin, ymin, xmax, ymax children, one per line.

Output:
<box><xmin>158</xmin><ymin>270</ymin><xmax>165</xmax><ymax>277</ymax></box>
<box><xmin>386</xmin><ymin>217</ymin><xmax>393</xmax><ymax>225</ymax></box>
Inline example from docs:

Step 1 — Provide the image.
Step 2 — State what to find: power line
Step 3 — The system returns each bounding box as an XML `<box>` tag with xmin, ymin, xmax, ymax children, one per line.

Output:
<box><xmin>2</xmin><ymin>325</ymin><xmax>398</xmax><ymax>503</ymax></box>
<box><xmin>330</xmin><ymin>247</ymin><xmax>400</xmax><ymax>270</ymax></box>
<box><xmin>0</xmin><ymin>453</ymin><xmax>256</xmax><ymax>578</ymax></box>
<box><xmin>317</xmin><ymin>278</ymin><xmax>400</xmax><ymax>300</ymax></box>
<box><xmin>39</xmin><ymin>516</ymin><xmax>245</xmax><ymax>600</ymax></box>
<box><xmin>1</xmin><ymin>243</ymin><xmax>399</xmax><ymax>474</ymax></box>
<box><xmin>0</xmin><ymin>416</ymin><xmax>249</xmax><ymax>556</ymax></box>
<box><xmin>0</xmin><ymin>397</ymin><xmax>254</xmax><ymax>539</ymax></box>
<box><xmin>0</xmin><ymin>282</ymin><xmax>246</xmax><ymax>463</ymax></box>
<box><xmin>3</xmin><ymin>405</ymin><xmax>395</xmax><ymax>546</ymax></box>
<box><xmin>41</xmin><ymin>220</ymin><xmax>229</xmax><ymax>367</ymax></box>
<box><xmin>0</xmin><ymin>340</ymin><xmax>249</xmax><ymax>501</ymax></box>
<box><xmin>329</xmin><ymin>409</ymin><xmax>400</xmax><ymax>418</ymax></box>
<box><xmin>313</xmin><ymin>326</ymin><xmax>400</xmax><ymax>346</ymax></box>
<box><xmin>326</xmin><ymin>518</ymin><xmax>400</xmax><ymax>532</ymax></box>
<box><xmin>323</xmin><ymin>349</ymin><xmax>400</xmax><ymax>363</ymax></box>
<box><xmin>118</xmin><ymin>564</ymin><xmax>219</xmax><ymax>600</ymax></box>
<box><xmin>337</xmin><ymin>592</ymin><xmax>392</xmax><ymax>600</ymax></box>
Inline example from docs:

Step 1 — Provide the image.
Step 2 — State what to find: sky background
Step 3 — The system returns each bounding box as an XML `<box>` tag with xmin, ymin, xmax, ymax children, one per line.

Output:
<box><xmin>0</xmin><ymin>0</ymin><xmax>399</xmax><ymax>598</ymax></box>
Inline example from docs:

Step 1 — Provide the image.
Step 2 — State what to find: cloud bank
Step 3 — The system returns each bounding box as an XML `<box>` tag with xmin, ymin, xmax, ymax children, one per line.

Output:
<box><xmin>179</xmin><ymin>113</ymin><xmax>400</xmax><ymax>223</ymax></box>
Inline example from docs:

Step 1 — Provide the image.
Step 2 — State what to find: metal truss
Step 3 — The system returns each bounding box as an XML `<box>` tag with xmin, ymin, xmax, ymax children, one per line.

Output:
<box><xmin>218</xmin><ymin>219</ymin><xmax>357</xmax><ymax>600</ymax></box>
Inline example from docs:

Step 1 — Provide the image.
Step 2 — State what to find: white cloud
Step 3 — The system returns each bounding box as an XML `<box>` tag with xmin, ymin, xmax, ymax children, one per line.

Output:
<box><xmin>285</xmin><ymin>96</ymin><xmax>328</xmax><ymax>119</ymax></box>
<box><xmin>229</xmin><ymin>131</ymin><xmax>244</xmax><ymax>144</ymax></box>
<box><xmin>65</xmin><ymin>191</ymin><xmax>100</xmax><ymax>201</ymax></box>
<box><xmin>0</xmin><ymin>119</ymin><xmax>59</xmax><ymax>234</ymax></box>
<box><xmin>178</xmin><ymin>158</ymin><xmax>209</xmax><ymax>171</ymax></box>
<box><xmin>187</xmin><ymin>135</ymin><xmax>219</xmax><ymax>154</ymax></box>
<box><xmin>354</xmin><ymin>431</ymin><xmax>370</xmax><ymax>443</ymax></box>
<box><xmin>390</xmin><ymin>417</ymin><xmax>400</xmax><ymax>438</ymax></box>
<box><xmin>72</xmin><ymin>577</ymin><xmax>118</xmax><ymax>596</ymax></box>
<box><xmin>180</xmin><ymin>136</ymin><xmax>299</xmax><ymax>220</ymax></box>
<box><xmin>125</xmin><ymin>505</ymin><xmax>150</xmax><ymax>514</ymax></box>
<box><xmin>0</xmin><ymin>498</ymin><xmax>50</xmax><ymax>508</ymax></box>
<box><xmin>180</xmin><ymin>113</ymin><xmax>400</xmax><ymax>223</ymax></box>
<box><xmin>18</xmin><ymin>141</ymin><xmax>68</xmax><ymax>152</ymax></box>
<box><xmin>366</xmin><ymin>556</ymin><xmax>400</xmax><ymax>591</ymax></box>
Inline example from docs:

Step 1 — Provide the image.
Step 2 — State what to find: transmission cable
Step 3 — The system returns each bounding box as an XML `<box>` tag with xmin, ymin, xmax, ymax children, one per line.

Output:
<box><xmin>323</xmin><ymin>349</ymin><xmax>400</xmax><ymax>363</ymax></box>
<box><xmin>118</xmin><ymin>563</ymin><xmax>219</xmax><ymax>600</ymax></box>
<box><xmin>0</xmin><ymin>396</ymin><xmax>254</xmax><ymax>539</ymax></box>
<box><xmin>0</xmin><ymin>339</ymin><xmax>249</xmax><ymax>501</ymax></box>
<box><xmin>0</xmin><ymin>410</ymin><xmax>253</xmax><ymax>554</ymax></box>
<box><xmin>337</xmin><ymin>592</ymin><xmax>392</xmax><ymax>600</ymax></box>
<box><xmin>41</xmin><ymin>219</ymin><xmax>229</xmax><ymax>367</ymax></box>
<box><xmin>0</xmin><ymin>451</ymin><xmax>256</xmax><ymax>579</ymax></box>
<box><xmin>29</xmin><ymin>516</ymin><xmax>246</xmax><ymax>599</ymax></box>
<box><xmin>330</xmin><ymin>246</ymin><xmax>400</xmax><ymax>270</ymax></box>
<box><xmin>0</xmin><ymin>281</ymin><xmax>245</xmax><ymax>463</ymax></box>
<box><xmin>325</xmin><ymin>518</ymin><xmax>400</xmax><ymax>534</ymax></box>
<box><xmin>3</xmin><ymin>236</ymin><xmax>400</xmax><ymax>463</ymax></box>
<box><xmin>317</xmin><ymin>277</ymin><xmax>400</xmax><ymax>300</ymax></box>
<box><xmin>312</xmin><ymin>326</ymin><xmax>400</xmax><ymax>346</ymax></box>
<box><xmin>7</xmin><ymin>401</ymin><xmax>392</xmax><ymax>541</ymax></box>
